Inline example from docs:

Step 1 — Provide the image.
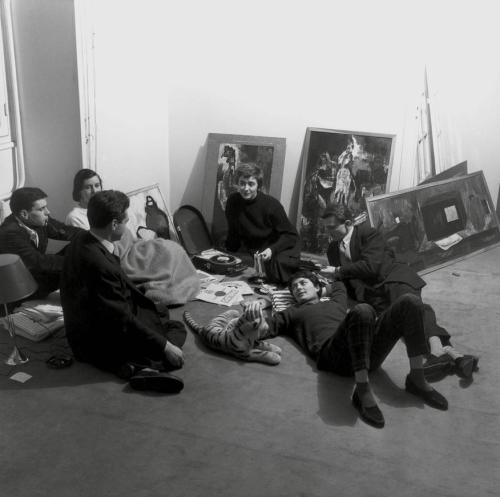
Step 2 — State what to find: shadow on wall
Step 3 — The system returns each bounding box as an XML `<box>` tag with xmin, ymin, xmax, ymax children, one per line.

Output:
<box><xmin>180</xmin><ymin>140</ymin><xmax>208</xmax><ymax>212</ymax></box>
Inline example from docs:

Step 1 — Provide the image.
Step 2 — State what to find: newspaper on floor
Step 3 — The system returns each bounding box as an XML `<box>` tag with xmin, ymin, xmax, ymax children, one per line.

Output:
<box><xmin>196</xmin><ymin>283</ymin><xmax>244</xmax><ymax>306</ymax></box>
<box><xmin>434</xmin><ymin>233</ymin><xmax>463</xmax><ymax>251</ymax></box>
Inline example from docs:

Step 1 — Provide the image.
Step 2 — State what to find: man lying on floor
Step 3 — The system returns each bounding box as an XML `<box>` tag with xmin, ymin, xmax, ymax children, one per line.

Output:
<box><xmin>60</xmin><ymin>190</ymin><xmax>186</xmax><ymax>394</ymax></box>
<box><xmin>243</xmin><ymin>270</ymin><xmax>448</xmax><ymax>429</ymax></box>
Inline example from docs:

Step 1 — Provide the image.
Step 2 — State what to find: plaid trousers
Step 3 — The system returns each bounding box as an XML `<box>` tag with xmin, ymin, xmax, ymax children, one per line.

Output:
<box><xmin>317</xmin><ymin>294</ymin><xmax>429</xmax><ymax>376</ymax></box>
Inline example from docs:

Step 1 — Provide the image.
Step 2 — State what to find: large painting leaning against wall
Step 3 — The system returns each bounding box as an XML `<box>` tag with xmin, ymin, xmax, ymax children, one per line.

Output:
<box><xmin>366</xmin><ymin>171</ymin><xmax>500</xmax><ymax>274</ymax></box>
<box><xmin>297</xmin><ymin>127</ymin><xmax>395</xmax><ymax>256</ymax></box>
<box><xmin>202</xmin><ymin>133</ymin><xmax>286</xmax><ymax>244</ymax></box>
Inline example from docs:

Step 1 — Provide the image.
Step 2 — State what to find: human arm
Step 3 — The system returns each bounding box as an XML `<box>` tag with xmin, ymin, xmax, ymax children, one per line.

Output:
<box><xmin>46</xmin><ymin>217</ymin><xmax>83</xmax><ymax>241</ymax></box>
<box><xmin>89</xmin><ymin>257</ymin><xmax>172</xmax><ymax>360</ymax></box>
<box><xmin>266</xmin><ymin>199</ymin><xmax>299</xmax><ymax>255</ymax></box>
<box><xmin>224</xmin><ymin>194</ymin><xmax>241</xmax><ymax>252</ymax></box>
<box><xmin>331</xmin><ymin>225</ymin><xmax>386</xmax><ymax>281</ymax></box>
<box><xmin>0</xmin><ymin>223</ymin><xmax>66</xmax><ymax>275</ymax></box>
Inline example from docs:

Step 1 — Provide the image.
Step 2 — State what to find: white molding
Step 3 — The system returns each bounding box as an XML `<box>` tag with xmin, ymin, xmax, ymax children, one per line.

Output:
<box><xmin>0</xmin><ymin>0</ymin><xmax>25</xmax><ymax>193</ymax></box>
<box><xmin>74</xmin><ymin>0</ymin><xmax>97</xmax><ymax>171</ymax></box>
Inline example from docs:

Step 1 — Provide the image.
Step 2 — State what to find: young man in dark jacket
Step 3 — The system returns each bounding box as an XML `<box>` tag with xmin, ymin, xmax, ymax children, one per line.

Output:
<box><xmin>320</xmin><ymin>202</ymin><xmax>477</xmax><ymax>380</ymax></box>
<box><xmin>60</xmin><ymin>190</ymin><xmax>186</xmax><ymax>393</ymax></box>
<box><xmin>0</xmin><ymin>187</ymin><xmax>82</xmax><ymax>297</ymax></box>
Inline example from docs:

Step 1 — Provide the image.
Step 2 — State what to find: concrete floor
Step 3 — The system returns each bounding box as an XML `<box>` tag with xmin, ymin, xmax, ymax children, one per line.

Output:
<box><xmin>0</xmin><ymin>246</ymin><xmax>499</xmax><ymax>497</ymax></box>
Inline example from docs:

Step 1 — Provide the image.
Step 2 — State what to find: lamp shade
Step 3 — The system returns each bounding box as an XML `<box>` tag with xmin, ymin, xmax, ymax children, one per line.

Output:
<box><xmin>0</xmin><ymin>254</ymin><xmax>38</xmax><ymax>304</ymax></box>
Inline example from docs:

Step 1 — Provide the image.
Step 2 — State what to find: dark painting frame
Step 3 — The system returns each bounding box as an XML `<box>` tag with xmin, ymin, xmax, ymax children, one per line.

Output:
<box><xmin>365</xmin><ymin>171</ymin><xmax>500</xmax><ymax>274</ymax></box>
<box><xmin>202</xmin><ymin>133</ymin><xmax>286</xmax><ymax>243</ymax></box>
<box><xmin>297</xmin><ymin>127</ymin><xmax>395</xmax><ymax>257</ymax></box>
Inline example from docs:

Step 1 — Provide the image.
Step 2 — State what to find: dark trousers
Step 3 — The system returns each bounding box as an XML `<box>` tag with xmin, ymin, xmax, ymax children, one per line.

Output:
<box><xmin>317</xmin><ymin>294</ymin><xmax>429</xmax><ymax>376</ymax></box>
<box><xmin>386</xmin><ymin>282</ymin><xmax>450</xmax><ymax>345</ymax></box>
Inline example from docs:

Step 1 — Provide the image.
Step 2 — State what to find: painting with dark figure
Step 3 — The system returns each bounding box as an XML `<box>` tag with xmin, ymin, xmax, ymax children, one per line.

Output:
<box><xmin>126</xmin><ymin>185</ymin><xmax>179</xmax><ymax>243</ymax></box>
<box><xmin>297</xmin><ymin>127</ymin><xmax>395</xmax><ymax>257</ymax></box>
<box><xmin>366</xmin><ymin>171</ymin><xmax>500</xmax><ymax>274</ymax></box>
<box><xmin>202</xmin><ymin>134</ymin><xmax>286</xmax><ymax>244</ymax></box>
<box><xmin>144</xmin><ymin>195</ymin><xmax>170</xmax><ymax>239</ymax></box>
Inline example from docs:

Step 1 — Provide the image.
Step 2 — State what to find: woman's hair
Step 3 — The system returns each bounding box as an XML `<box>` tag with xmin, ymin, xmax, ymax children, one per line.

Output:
<box><xmin>72</xmin><ymin>169</ymin><xmax>103</xmax><ymax>202</ymax></box>
<box><xmin>234</xmin><ymin>163</ymin><xmax>264</xmax><ymax>189</ymax></box>
<box><xmin>87</xmin><ymin>190</ymin><xmax>129</xmax><ymax>229</ymax></box>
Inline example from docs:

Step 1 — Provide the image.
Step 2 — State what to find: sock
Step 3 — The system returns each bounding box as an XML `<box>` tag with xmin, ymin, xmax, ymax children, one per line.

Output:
<box><xmin>355</xmin><ymin>382</ymin><xmax>377</xmax><ymax>407</ymax></box>
<box><xmin>409</xmin><ymin>368</ymin><xmax>433</xmax><ymax>391</ymax></box>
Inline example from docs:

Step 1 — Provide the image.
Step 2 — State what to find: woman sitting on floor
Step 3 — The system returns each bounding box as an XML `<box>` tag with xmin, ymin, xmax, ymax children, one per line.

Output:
<box><xmin>224</xmin><ymin>163</ymin><xmax>301</xmax><ymax>285</ymax></box>
<box><xmin>66</xmin><ymin>169</ymin><xmax>200</xmax><ymax>308</ymax></box>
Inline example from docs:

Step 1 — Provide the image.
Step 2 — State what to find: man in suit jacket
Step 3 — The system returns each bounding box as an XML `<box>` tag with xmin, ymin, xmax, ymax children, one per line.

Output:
<box><xmin>60</xmin><ymin>190</ymin><xmax>186</xmax><ymax>393</ymax></box>
<box><xmin>0</xmin><ymin>187</ymin><xmax>82</xmax><ymax>297</ymax></box>
<box><xmin>320</xmin><ymin>202</ymin><xmax>477</xmax><ymax>380</ymax></box>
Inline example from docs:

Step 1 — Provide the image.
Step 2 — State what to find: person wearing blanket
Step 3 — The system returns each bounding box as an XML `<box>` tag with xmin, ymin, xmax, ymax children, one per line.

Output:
<box><xmin>66</xmin><ymin>169</ymin><xmax>200</xmax><ymax>308</ymax></box>
<box><xmin>61</xmin><ymin>190</ymin><xmax>187</xmax><ymax>393</ymax></box>
<box><xmin>242</xmin><ymin>270</ymin><xmax>448</xmax><ymax>429</ymax></box>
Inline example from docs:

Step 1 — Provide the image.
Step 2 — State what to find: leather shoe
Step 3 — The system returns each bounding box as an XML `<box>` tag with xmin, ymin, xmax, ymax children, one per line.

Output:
<box><xmin>423</xmin><ymin>354</ymin><xmax>454</xmax><ymax>381</ymax></box>
<box><xmin>129</xmin><ymin>370</ymin><xmax>184</xmax><ymax>393</ymax></box>
<box><xmin>454</xmin><ymin>356</ymin><xmax>475</xmax><ymax>379</ymax></box>
<box><xmin>405</xmin><ymin>375</ymin><xmax>448</xmax><ymax>410</ymax></box>
<box><xmin>352</xmin><ymin>390</ymin><xmax>385</xmax><ymax>428</ymax></box>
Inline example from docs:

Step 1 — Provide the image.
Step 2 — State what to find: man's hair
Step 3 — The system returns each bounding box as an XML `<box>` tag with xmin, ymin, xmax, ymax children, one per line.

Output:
<box><xmin>10</xmin><ymin>187</ymin><xmax>48</xmax><ymax>215</ymax></box>
<box><xmin>87</xmin><ymin>190</ymin><xmax>129</xmax><ymax>229</ymax></box>
<box><xmin>234</xmin><ymin>163</ymin><xmax>264</xmax><ymax>188</ymax></box>
<box><xmin>72</xmin><ymin>169</ymin><xmax>102</xmax><ymax>202</ymax></box>
<box><xmin>288</xmin><ymin>270</ymin><xmax>322</xmax><ymax>298</ymax></box>
<box><xmin>321</xmin><ymin>201</ymin><xmax>353</xmax><ymax>223</ymax></box>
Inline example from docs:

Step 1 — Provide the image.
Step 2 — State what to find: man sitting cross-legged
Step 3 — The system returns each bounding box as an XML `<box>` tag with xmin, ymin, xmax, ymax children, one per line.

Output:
<box><xmin>243</xmin><ymin>270</ymin><xmax>448</xmax><ymax>428</ymax></box>
<box><xmin>60</xmin><ymin>190</ymin><xmax>187</xmax><ymax>393</ymax></box>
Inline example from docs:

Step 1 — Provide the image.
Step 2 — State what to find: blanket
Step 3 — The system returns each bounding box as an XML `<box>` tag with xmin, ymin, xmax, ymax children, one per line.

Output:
<box><xmin>114</xmin><ymin>228</ymin><xmax>200</xmax><ymax>308</ymax></box>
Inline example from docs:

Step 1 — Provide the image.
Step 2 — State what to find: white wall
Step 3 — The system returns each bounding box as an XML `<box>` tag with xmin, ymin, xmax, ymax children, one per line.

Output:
<box><xmin>7</xmin><ymin>0</ymin><xmax>500</xmax><ymax>224</ymax></box>
<box><xmin>81</xmin><ymin>0</ymin><xmax>170</xmax><ymax>200</ymax></box>
<box><xmin>164</xmin><ymin>0</ymin><xmax>500</xmax><ymax>220</ymax></box>
<box><xmin>10</xmin><ymin>0</ymin><xmax>82</xmax><ymax>219</ymax></box>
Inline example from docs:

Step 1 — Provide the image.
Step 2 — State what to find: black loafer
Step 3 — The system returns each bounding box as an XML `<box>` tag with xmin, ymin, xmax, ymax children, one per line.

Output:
<box><xmin>129</xmin><ymin>370</ymin><xmax>184</xmax><ymax>393</ymax></box>
<box><xmin>454</xmin><ymin>356</ymin><xmax>475</xmax><ymax>379</ymax></box>
<box><xmin>352</xmin><ymin>390</ymin><xmax>385</xmax><ymax>428</ymax></box>
<box><xmin>405</xmin><ymin>375</ymin><xmax>448</xmax><ymax>410</ymax></box>
<box><xmin>423</xmin><ymin>354</ymin><xmax>454</xmax><ymax>381</ymax></box>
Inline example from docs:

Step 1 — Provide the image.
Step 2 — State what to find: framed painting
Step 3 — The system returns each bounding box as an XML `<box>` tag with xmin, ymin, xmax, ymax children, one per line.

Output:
<box><xmin>201</xmin><ymin>133</ymin><xmax>286</xmax><ymax>243</ymax></box>
<box><xmin>126</xmin><ymin>184</ymin><xmax>179</xmax><ymax>242</ymax></box>
<box><xmin>419</xmin><ymin>160</ymin><xmax>468</xmax><ymax>185</ymax></box>
<box><xmin>366</xmin><ymin>171</ymin><xmax>500</xmax><ymax>274</ymax></box>
<box><xmin>297</xmin><ymin>127</ymin><xmax>395</xmax><ymax>257</ymax></box>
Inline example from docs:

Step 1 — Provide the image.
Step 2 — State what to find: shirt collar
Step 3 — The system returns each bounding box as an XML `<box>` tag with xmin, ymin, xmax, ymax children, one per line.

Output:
<box><xmin>341</xmin><ymin>225</ymin><xmax>354</xmax><ymax>247</ymax></box>
<box><xmin>15</xmin><ymin>216</ymin><xmax>39</xmax><ymax>247</ymax></box>
<box><xmin>89</xmin><ymin>230</ymin><xmax>115</xmax><ymax>254</ymax></box>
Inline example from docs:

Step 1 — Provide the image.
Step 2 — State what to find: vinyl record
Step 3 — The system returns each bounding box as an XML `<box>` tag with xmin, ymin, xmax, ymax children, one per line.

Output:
<box><xmin>210</xmin><ymin>254</ymin><xmax>236</xmax><ymax>265</ymax></box>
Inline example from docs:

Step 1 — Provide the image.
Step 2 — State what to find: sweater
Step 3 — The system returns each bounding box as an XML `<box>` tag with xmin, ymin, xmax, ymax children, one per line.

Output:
<box><xmin>225</xmin><ymin>191</ymin><xmax>299</xmax><ymax>255</ymax></box>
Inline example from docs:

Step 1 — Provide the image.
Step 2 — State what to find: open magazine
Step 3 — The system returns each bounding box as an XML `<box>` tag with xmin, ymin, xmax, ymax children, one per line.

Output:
<box><xmin>0</xmin><ymin>299</ymin><xmax>65</xmax><ymax>342</ymax></box>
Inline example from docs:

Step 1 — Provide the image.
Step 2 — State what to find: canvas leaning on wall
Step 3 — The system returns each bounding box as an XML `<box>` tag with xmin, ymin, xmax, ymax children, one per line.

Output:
<box><xmin>365</xmin><ymin>171</ymin><xmax>500</xmax><ymax>274</ymax></box>
<box><xmin>297</xmin><ymin>127</ymin><xmax>395</xmax><ymax>258</ymax></box>
<box><xmin>201</xmin><ymin>133</ymin><xmax>286</xmax><ymax>244</ymax></box>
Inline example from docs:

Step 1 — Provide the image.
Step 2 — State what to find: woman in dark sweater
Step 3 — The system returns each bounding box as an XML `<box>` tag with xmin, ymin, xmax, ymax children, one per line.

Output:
<box><xmin>225</xmin><ymin>163</ymin><xmax>300</xmax><ymax>284</ymax></box>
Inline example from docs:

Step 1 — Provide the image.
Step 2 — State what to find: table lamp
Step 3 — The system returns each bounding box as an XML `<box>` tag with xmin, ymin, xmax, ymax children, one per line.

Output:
<box><xmin>0</xmin><ymin>254</ymin><xmax>38</xmax><ymax>365</ymax></box>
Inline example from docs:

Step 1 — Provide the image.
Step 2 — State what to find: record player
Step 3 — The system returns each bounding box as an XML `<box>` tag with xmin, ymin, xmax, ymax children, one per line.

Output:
<box><xmin>173</xmin><ymin>205</ymin><xmax>246</xmax><ymax>276</ymax></box>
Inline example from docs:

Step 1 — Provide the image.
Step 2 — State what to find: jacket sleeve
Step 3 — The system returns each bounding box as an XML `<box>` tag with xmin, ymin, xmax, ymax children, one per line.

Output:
<box><xmin>336</xmin><ymin>226</ymin><xmax>386</xmax><ymax>281</ymax></box>
<box><xmin>224</xmin><ymin>195</ymin><xmax>241</xmax><ymax>252</ymax></box>
<box><xmin>90</xmin><ymin>257</ymin><xmax>167</xmax><ymax>355</ymax></box>
<box><xmin>46</xmin><ymin>217</ymin><xmax>83</xmax><ymax>241</ymax></box>
<box><xmin>267</xmin><ymin>201</ymin><xmax>299</xmax><ymax>254</ymax></box>
<box><xmin>1</xmin><ymin>225</ymin><xmax>65</xmax><ymax>275</ymax></box>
